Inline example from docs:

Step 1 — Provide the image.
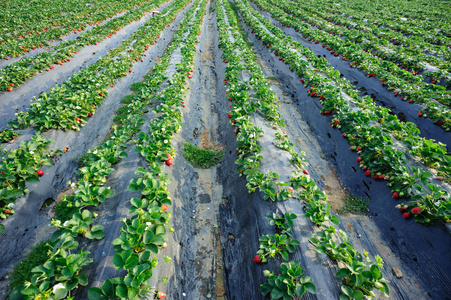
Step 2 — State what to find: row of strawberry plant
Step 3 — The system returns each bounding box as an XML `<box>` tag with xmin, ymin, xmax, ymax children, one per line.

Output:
<box><xmin>88</xmin><ymin>0</ymin><xmax>208</xmax><ymax>298</ymax></box>
<box><xmin>0</xmin><ymin>0</ymin><xmax>152</xmax><ymax>59</ymax></box>
<box><xmin>0</xmin><ymin>0</ymin><xmax>164</xmax><ymax>92</ymax></box>
<box><xmin>251</xmin><ymin>0</ymin><xmax>451</xmax><ymax>127</ymax></box>
<box><xmin>217</xmin><ymin>2</ymin><xmax>316</xmax><ymax>298</ymax></box>
<box><xmin>236</xmin><ymin>0</ymin><xmax>451</xmax><ymax>224</ymax></box>
<box><xmin>0</xmin><ymin>0</ymin><xmax>188</xmax><ymax>229</ymax></box>
<box><xmin>0</xmin><ymin>0</ymin><xmax>183</xmax><ymax>142</ymax></box>
<box><xmin>8</xmin><ymin>0</ymin><xmax>199</xmax><ymax>296</ymax></box>
<box><xmin>12</xmin><ymin>114</ymin><xmax>144</xmax><ymax>299</ymax></box>
<box><xmin>288</xmin><ymin>0</ymin><xmax>451</xmax><ymax>71</ymax></box>
<box><xmin>219</xmin><ymin>1</ymin><xmax>390</xmax><ymax>298</ymax></box>
<box><xmin>290</xmin><ymin>0</ymin><xmax>451</xmax><ymax>55</ymax></box>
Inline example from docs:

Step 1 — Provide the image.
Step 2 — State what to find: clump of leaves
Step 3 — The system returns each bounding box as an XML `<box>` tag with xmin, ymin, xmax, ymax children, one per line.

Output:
<box><xmin>337</xmin><ymin>195</ymin><xmax>369</xmax><ymax>215</ymax></box>
<box><xmin>183</xmin><ymin>141</ymin><xmax>224</xmax><ymax>168</ymax></box>
<box><xmin>261</xmin><ymin>260</ymin><xmax>316</xmax><ymax>299</ymax></box>
<box><xmin>8</xmin><ymin>240</ymin><xmax>55</xmax><ymax>289</ymax></box>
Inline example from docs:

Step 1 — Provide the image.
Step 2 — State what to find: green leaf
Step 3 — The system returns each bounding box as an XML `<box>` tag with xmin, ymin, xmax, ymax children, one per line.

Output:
<box><xmin>352</xmin><ymin>290</ymin><xmax>364</xmax><ymax>300</ymax></box>
<box><xmin>54</xmin><ymin>287</ymin><xmax>68</xmax><ymax>300</ymax></box>
<box><xmin>336</xmin><ymin>268</ymin><xmax>351</xmax><ymax>278</ymax></box>
<box><xmin>260</xmin><ymin>283</ymin><xmax>272</xmax><ymax>296</ymax></box>
<box><xmin>125</xmin><ymin>256</ymin><xmax>139</xmax><ymax>269</ymax></box>
<box><xmin>88</xmin><ymin>287</ymin><xmax>107</xmax><ymax>300</ymax></box>
<box><xmin>281</xmin><ymin>251</ymin><xmax>289</xmax><ymax>261</ymax></box>
<box><xmin>304</xmin><ymin>282</ymin><xmax>316</xmax><ymax>294</ymax></box>
<box><xmin>116</xmin><ymin>284</ymin><xmax>128</xmax><ymax>298</ymax></box>
<box><xmin>113</xmin><ymin>253</ymin><xmax>124</xmax><ymax>269</ymax></box>
<box><xmin>270</xmin><ymin>287</ymin><xmax>285</xmax><ymax>299</ymax></box>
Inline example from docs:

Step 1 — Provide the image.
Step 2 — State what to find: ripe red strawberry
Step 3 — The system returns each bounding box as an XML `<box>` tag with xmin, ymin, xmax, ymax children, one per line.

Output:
<box><xmin>10</xmin><ymin>83</ymin><xmax>14</xmax><ymax>87</ymax></box>
<box><xmin>166</xmin><ymin>159</ymin><xmax>173</xmax><ymax>166</ymax></box>
<box><xmin>437</xmin><ymin>176</ymin><xmax>443</xmax><ymax>181</ymax></box>
<box><xmin>88</xmin><ymin>112</ymin><xmax>92</xmax><ymax>117</ymax></box>
<box><xmin>356</xmin><ymin>157</ymin><xmax>362</xmax><ymax>163</ymax></box>
<box><xmin>402</xmin><ymin>212</ymin><xmax>410</xmax><ymax>219</ymax></box>
<box><xmin>161</xmin><ymin>205</ymin><xmax>168</xmax><ymax>211</ymax></box>
<box><xmin>5</xmin><ymin>209</ymin><xmax>10</xmax><ymax>214</ymax></box>
<box><xmin>392</xmin><ymin>192</ymin><xmax>399</xmax><ymax>198</ymax></box>
<box><xmin>6</xmin><ymin>57</ymin><xmax>9</xmax><ymax>60</ymax></box>
<box><xmin>37</xmin><ymin>170</ymin><xmax>44</xmax><ymax>176</ymax></box>
<box><xmin>300</xmin><ymin>79</ymin><xmax>304</xmax><ymax>83</ymax></box>
<box><xmin>342</xmin><ymin>133</ymin><xmax>346</xmax><ymax>137</ymax></box>
<box><xmin>379</xmin><ymin>174</ymin><xmax>385</xmax><ymax>179</ymax></box>
<box><xmin>157</xmin><ymin>292</ymin><xmax>166</xmax><ymax>299</ymax></box>
<box><xmin>228</xmin><ymin>113</ymin><xmax>232</xmax><ymax>119</ymax></box>
<box><xmin>6</xmin><ymin>87</ymin><xmax>12</xmax><ymax>92</ymax></box>
<box><xmin>384</xmin><ymin>176</ymin><xmax>389</xmax><ymax>180</ymax></box>
<box><xmin>356</xmin><ymin>146</ymin><xmax>362</xmax><ymax>151</ymax></box>
<box><xmin>253</xmin><ymin>255</ymin><xmax>262</xmax><ymax>263</ymax></box>
<box><xmin>372</xmin><ymin>174</ymin><xmax>379</xmax><ymax>179</ymax></box>
<box><xmin>288</xmin><ymin>187</ymin><xmax>293</xmax><ymax>192</ymax></box>
<box><xmin>417</xmin><ymin>112</ymin><xmax>423</xmax><ymax>117</ymax></box>
<box><xmin>408</xmin><ymin>99</ymin><xmax>413</xmax><ymax>103</ymax></box>
<box><xmin>76</xmin><ymin>118</ymin><xmax>81</xmax><ymax>122</ymax></box>
<box><xmin>365</xmin><ymin>170</ymin><xmax>371</xmax><ymax>176</ymax></box>
<box><xmin>437</xmin><ymin>120</ymin><xmax>444</xmax><ymax>126</ymax></box>
<box><xmin>411</xmin><ymin>207</ymin><xmax>421</xmax><ymax>214</ymax></box>
<box><xmin>303</xmin><ymin>170</ymin><xmax>309</xmax><ymax>175</ymax></box>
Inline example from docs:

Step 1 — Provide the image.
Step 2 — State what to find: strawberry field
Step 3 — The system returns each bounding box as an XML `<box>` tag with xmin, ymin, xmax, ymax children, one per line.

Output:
<box><xmin>0</xmin><ymin>0</ymin><xmax>450</xmax><ymax>299</ymax></box>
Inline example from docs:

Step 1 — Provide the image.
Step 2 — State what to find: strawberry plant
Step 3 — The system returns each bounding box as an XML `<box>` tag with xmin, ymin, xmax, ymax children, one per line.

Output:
<box><xmin>256</xmin><ymin>234</ymin><xmax>301</xmax><ymax>262</ymax></box>
<box><xmin>265</xmin><ymin>212</ymin><xmax>297</xmax><ymax>236</ymax></box>
<box><xmin>261</xmin><ymin>261</ymin><xmax>316</xmax><ymax>300</ymax></box>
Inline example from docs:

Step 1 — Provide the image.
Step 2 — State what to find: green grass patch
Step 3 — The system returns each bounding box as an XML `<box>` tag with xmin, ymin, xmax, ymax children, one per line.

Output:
<box><xmin>121</xmin><ymin>94</ymin><xmax>135</xmax><ymax>104</ymax></box>
<box><xmin>337</xmin><ymin>195</ymin><xmax>369</xmax><ymax>215</ymax></box>
<box><xmin>183</xmin><ymin>141</ymin><xmax>225</xmax><ymax>168</ymax></box>
<box><xmin>8</xmin><ymin>240</ymin><xmax>55</xmax><ymax>289</ymax></box>
<box><xmin>54</xmin><ymin>200</ymin><xmax>76</xmax><ymax>222</ymax></box>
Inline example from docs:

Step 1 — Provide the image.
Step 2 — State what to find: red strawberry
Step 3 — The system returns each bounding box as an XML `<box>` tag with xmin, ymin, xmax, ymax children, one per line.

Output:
<box><xmin>437</xmin><ymin>176</ymin><xmax>443</xmax><ymax>181</ymax></box>
<box><xmin>372</xmin><ymin>174</ymin><xmax>379</xmax><ymax>179</ymax></box>
<box><xmin>356</xmin><ymin>157</ymin><xmax>362</xmax><ymax>163</ymax></box>
<box><xmin>76</xmin><ymin>118</ymin><xmax>81</xmax><ymax>122</ymax></box>
<box><xmin>88</xmin><ymin>112</ymin><xmax>92</xmax><ymax>117</ymax></box>
<box><xmin>384</xmin><ymin>176</ymin><xmax>389</xmax><ymax>180</ymax></box>
<box><xmin>417</xmin><ymin>112</ymin><xmax>423</xmax><ymax>117</ymax></box>
<box><xmin>228</xmin><ymin>113</ymin><xmax>232</xmax><ymax>119</ymax></box>
<box><xmin>303</xmin><ymin>170</ymin><xmax>309</xmax><ymax>175</ymax></box>
<box><xmin>411</xmin><ymin>207</ymin><xmax>421</xmax><ymax>214</ymax></box>
<box><xmin>161</xmin><ymin>205</ymin><xmax>168</xmax><ymax>211</ymax></box>
<box><xmin>157</xmin><ymin>292</ymin><xmax>166</xmax><ymax>299</ymax></box>
<box><xmin>288</xmin><ymin>187</ymin><xmax>293</xmax><ymax>192</ymax></box>
<box><xmin>392</xmin><ymin>192</ymin><xmax>399</xmax><ymax>198</ymax></box>
<box><xmin>6</xmin><ymin>87</ymin><xmax>12</xmax><ymax>92</ymax></box>
<box><xmin>4</xmin><ymin>209</ymin><xmax>10</xmax><ymax>214</ymax></box>
<box><xmin>402</xmin><ymin>212</ymin><xmax>410</xmax><ymax>219</ymax></box>
<box><xmin>437</xmin><ymin>120</ymin><xmax>444</xmax><ymax>126</ymax></box>
<box><xmin>166</xmin><ymin>159</ymin><xmax>173</xmax><ymax>166</ymax></box>
<box><xmin>365</xmin><ymin>170</ymin><xmax>371</xmax><ymax>176</ymax></box>
<box><xmin>342</xmin><ymin>133</ymin><xmax>346</xmax><ymax>137</ymax></box>
<box><xmin>6</xmin><ymin>57</ymin><xmax>9</xmax><ymax>60</ymax></box>
<box><xmin>37</xmin><ymin>170</ymin><xmax>44</xmax><ymax>176</ymax></box>
<box><xmin>408</xmin><ymin>99</ymin><xmax>413</xmax><ymax>103</ymax></box>
<box><xmin>10</xmin><ymin>83</ymin><xmax>14</xmax><ymax>87</ymax></box>
<box><xmin>253</xmin><ymin>255</ymin><xmax>262</xmax><ymax>263</ymax></box>
<box><xmin>356</xmin><ymin>146</ymin><xmax>362</xmax><ymax>151</ymax></box>
<box><xmin>379</xmin><ymin>174</ymin><xmax>385</xmax><ymax>179</ymax></box>
<box><xmin>300</xmin><ymin>79</ymin><xmax>304</xmax><ymax>83</ymax></box>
